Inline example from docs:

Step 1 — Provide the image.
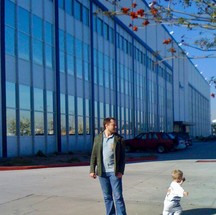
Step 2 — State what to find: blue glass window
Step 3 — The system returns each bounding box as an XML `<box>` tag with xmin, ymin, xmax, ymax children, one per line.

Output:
<box><xmin>75</xmin><ymin>39</ymin><xmax>82</xmax><ymax>58</ymax></box>
<box><xmin>74</xmin><ymin>0</ymin><xmax>82</xmax><ymax>21</ymax></box>
<box><xmin>45</xmin><ymin>45</ymin><xmax>53</xmax><ymax>68</ymax></box>
<box><xmin>83</xmin><ymin>43</ymin><xmax>89</xmax><ymax>61</ymax></box>
<box><xmin>66</xmin><ymin>34</ymin><xmax>74</xmax><ymax>55</ymax></box>
<box><xmin>33</xmin><ymin>39</ymin><xmax>43</xmax><ymax>65</ymax></box>
<box><xmin>59</xmin><ymin>0</ymin><xmax>64</xmax><ymax>9</ymax></box>
<box><xmin>77</xmin><ymin>97</ymin><xmax>83</xmax><ymax>116</ymax></box>
<box><xmin>20</xmin><ymin>110</ymin><xmax>31</xmax><ymax>136</ymax></box>
<box><xmin>18</xmin><ymin>32</ymin><xmax>30</xmax><ymax>60</ymax></box>
<box><xmin>45</xmin><ymin>21</ymin><xmax>53</xmax><ymax>45</ymax></box>
<box><xmin>6</xmin><ymin>82</ymin><xmax>16</xmax><ymax>108</ymax></box>
<box><xmin>65</xmin><ymin>0</ymin><xmax>73</xmax><ymax>15</ymax></box>
<box><xmin>5</xmin><ymin>26</ymin><xmax>15</xmax><ymax>56</ymax></box>
<box><xmin>69</xmin><ymin>115</ymin><xmax>75</xmax><ymax>134</ymax></box>
<box><xmin>19</xmin><ymin>85</ymin><xmax>30</xmax><ymax>110</ymax></box>
<box><xmin>47</xmin><ymin>91</ymin><xmax>54</xmax><ymax>113</ymax></box>
<box><xmin>47</xmin><ymin>113</ymin><xmax>54</xmax><ymax>135</ymax></box>
<box><xmin>76</xmin><ymin>58</ymin><xmax>83</xmax><ymax>78</ymax></box>
<box><xmin>60</xmin><ymin>51</ymin><xmax>65</xmax><ymax>72</ymax></box>
<box><xmin>97</xmin><ymin>18</ymin><xmax>103</xmax><ymax>36</ymax></box>
<box><xmin>34</xmin><ymin>112</ymin><xmax>44</xmax><ymax>135</ymax></box>
<box><xmin>59</xmin><ymin>30</ymin><xmax>65</xmax><ymax>51</ymax></box>
<box><xmin>83</xmin><ymin>6</ymin><xmax>89</xmax><ymax>26</ymax></box>
<box><xmin>67</xmin><ymin>54</ymin><xmax>74</xmax><ymax>75</ymax></box>
<box><xmin>18</xmin><ymin>7</ymin><xmax>30</xmax><ymax>34</ymax></box>
<box><xmin>7</xmin><ymin>108</ymin><xmax>16</xmax><ymax>136</ymax></box>
<box><xmin>5</xmin><ymin>0</ymin><xmax>15</xmax><ymax>27</ymax></box>
<box><xmin>61</xmin><ymin>94</ymin><xmax>66</xmax><ymax>114</ymax></box>
<box><xmin>84</xmin><ymin>62</ymin><xmax>89</xmax><ymax>81</ymax></box>
<box><xmin>34</xmin><ymin>88</ymin><xmax>44</xmax><ymax>111</ymax></box>
<box><xmin>32</xmin><ymin>15</ymin><xmax>42</xmax><ymax>40</ymax></box>
<box><xmin>104</xmin><ymin>23</ymin><xmax>109</xmax><ymax>40</ymax></box>
<box><xmin>68</xmin><ymin>95</ymin><xmax>75</xmax><ymax>115</ymax></box>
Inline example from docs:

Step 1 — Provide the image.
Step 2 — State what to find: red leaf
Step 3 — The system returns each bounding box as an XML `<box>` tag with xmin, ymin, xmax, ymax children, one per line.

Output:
<box><xmin>169</xmin><ymin>48</ymin><xmax>176</xmax><ymax>53</ymax></box>
<box><xmin>132</xmin><ymin>2</ymin><xmax>137</xmax><ymax>8</ymax></box>
<box><xmin>211</xmin><ymin>93</ymin><xmax>215</xmax><ymax>98</ymax></box>
<box><xmin>137</xmin><ymin>9</ymin><xmax>145</xmax><ymax>17</ymax></box>
<box><xmin>151</xmin><ymin>7</ymin><xmax>158</xmax><ymax>16</ymax></box>
<box><xmin>142</xmin><ymin>20</ymin><xmax>150</xmax><ymax>26</ymax></box>
<box><xmin>121</xmin><ymin>7</ymin><xmax>130</xmax><ymax>14</ymax></box>
<box><xmin>163</xmin><ymin>38</ymin><xmax>172</xmax><ymax>45</ymax></box>
<box><xmin>130</xmin><ymin>11</ymin><xmax>138</xmax><ymax>19</ymax></box>
<box><xmin>133</xmin><ymin>26</ymin><xmax>138</xmax><ymax>31</ymax></box>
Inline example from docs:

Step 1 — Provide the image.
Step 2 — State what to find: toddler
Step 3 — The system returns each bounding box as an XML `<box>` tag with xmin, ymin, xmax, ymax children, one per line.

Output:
<box><xmin>162</xmin><ymin>169</ymin><xmax>189</xmax><ymax>215</ymax></box>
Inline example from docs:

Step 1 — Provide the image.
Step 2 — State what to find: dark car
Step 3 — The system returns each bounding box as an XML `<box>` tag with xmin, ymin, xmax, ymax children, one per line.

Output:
<box><xmin>124</xmin><ymin>132</ymin><xmax>176</xmax><ymax>153</ymax></box>
<box><xmin>172</xmin><ymin>132</ymin><xmax>192</xmax><ymax>147</ymax></box>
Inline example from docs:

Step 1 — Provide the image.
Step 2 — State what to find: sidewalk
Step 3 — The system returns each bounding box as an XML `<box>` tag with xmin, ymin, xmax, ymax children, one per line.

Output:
<box><xmin>0</xmin><ymin>159</ymin><xmax>216</xmax><ymax>215</ymax></box>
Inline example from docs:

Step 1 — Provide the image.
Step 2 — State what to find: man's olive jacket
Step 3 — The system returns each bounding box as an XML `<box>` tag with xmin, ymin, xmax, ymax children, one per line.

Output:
<box><xmin>90</xmin><ymin>132</ymin><xmax>125</xmax><ymax>176</ymax></box>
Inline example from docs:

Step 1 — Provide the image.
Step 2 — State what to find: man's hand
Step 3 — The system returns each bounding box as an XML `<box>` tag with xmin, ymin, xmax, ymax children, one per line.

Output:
<box><xmin>116</xmin><ymin>172</ymin><xmax>123</xmax><ymax>179</ymax></box>
<box><xmin>90</xmin><ymin>173</ymin><xmax>97</xmax><ymax>179</ymax></box>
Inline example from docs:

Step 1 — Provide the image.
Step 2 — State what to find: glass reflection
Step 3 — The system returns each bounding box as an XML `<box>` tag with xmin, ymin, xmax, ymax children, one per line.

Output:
<box><xmin>7</xmin><ymin>108</ymin><xmax>16</xmax><ymax>136</ymax></box>
<box><xmin>6</xmin><ymin>82</ymin><xmax>16</xmax><ymax>108</ymax></box>
<box><xmin>20</xmin><ymin>110</ymin><xmax>31</xmax><ymax>136</ymax></box>
<box><xmin>34</xmin><ymin>111</ymin><xmax>44</xmax><ymax>135</ymax></box>
<box><xmin>19</xmin><ymin>85</ymin><xmax>30</xmax><ymax>110</ymax></box>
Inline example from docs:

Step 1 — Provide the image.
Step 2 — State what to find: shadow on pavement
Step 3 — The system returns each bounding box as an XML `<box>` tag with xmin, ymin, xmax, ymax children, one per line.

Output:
<box><xmin>182</xmin><ymin>208</ymin><xmax>216</xmax><ymax>215</ymax></box>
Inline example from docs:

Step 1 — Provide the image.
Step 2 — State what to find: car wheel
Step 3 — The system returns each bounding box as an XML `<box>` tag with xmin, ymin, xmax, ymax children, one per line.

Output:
<box><xmin>157</xmin><ymin>145</ymin><xmax>165</xmax><ymax>153</ymax></box>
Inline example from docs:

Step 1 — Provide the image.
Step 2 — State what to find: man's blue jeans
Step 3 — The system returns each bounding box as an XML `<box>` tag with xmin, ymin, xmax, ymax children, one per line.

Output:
<box><xmin>98</xmin><ymin>172</ymin><xmax>127</xmax><ymax>215</ymax></box>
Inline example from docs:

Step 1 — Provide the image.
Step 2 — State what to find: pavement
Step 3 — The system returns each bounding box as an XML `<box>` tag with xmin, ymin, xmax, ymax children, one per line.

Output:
<box><xmin>0</xmin><ymin>141</ymin><xmax>216</xmax><ymax>215</ymax></box>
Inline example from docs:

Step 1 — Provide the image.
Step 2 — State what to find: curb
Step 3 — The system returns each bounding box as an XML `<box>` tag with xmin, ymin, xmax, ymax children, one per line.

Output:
<box><xmin>0</xmin><ymin>156</ymin><xmax>157</xmax><ymax>171</ymax></box>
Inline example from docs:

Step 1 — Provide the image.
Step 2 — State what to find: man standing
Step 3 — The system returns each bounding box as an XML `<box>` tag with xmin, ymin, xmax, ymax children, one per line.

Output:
<box><xmin>90</xmin><ymin>117</ymin><xmax>127</xmax><ymax>215</ymax></box>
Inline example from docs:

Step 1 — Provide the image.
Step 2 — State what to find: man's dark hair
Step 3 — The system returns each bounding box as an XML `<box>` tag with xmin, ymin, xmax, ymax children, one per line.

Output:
<box><xmin>103</xmin><ymin>117</ymin><xmax>116</xmax><ymax>129</ymax></box>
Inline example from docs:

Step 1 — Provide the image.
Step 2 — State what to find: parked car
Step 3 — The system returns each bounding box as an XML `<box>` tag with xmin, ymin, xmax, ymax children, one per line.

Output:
<box><xmin>167</xmin><ymin>133</ymin><xmax>187</xmax><ymax>150</ymax></box>
<box><xmin>124</xmin><ymin>132</ymin><xmax>176</xmax><ymax>153</ymax></box>
<box><xmin>172</xmin><ymin>132</ymin><xmax>192</xmax><ymax>147</ymax></box>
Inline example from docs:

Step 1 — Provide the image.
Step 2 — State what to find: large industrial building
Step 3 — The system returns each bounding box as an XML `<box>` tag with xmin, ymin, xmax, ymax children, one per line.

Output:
<box><xmin>0</xmin><ymin>0</ymin><xmax>211</xmax><ymax>157</ymax></box>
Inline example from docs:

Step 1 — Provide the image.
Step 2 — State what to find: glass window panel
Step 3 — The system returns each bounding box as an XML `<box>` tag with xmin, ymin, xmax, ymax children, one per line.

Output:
<box><xmin>59</xmin><ymin>0</ymin><xmax>64</xmax><ymax>9</ymax></box>
<box><xmin>20</xmin><ymin>110</ymin><xmax>31</xmax><ymax>136</ymax></box>
<box><xmin>99</xmin><ymin>69</ymin><xmax>103</xmax><ymax>86</ymax></box>
<box><xmin>32</xmin><ymin>15</ymin><xmax>42</xmax><ymax>40</ymax></box>
<box><xmin>61</xmin><ymin>114</ymin><xmax>66</xmax><ymax>135</ymax></box>
<box><xmin>35</xmin><ymin>111</ymin><xmax>44</xmax><ymax>135</ymax></box>
<box><xmin>86</xmin><ymin>117</ymin><xmax>90</xmax><ymax>134</ymax></box>
<box><xmin>67</xmin><ymin>54</ymin><xmax>74</xmax><ymax>75</ymax></box>
<box><xmin>84</xmin><ymin>62</ymin><xmax>89</xmax><ymax>81</ymax></box>
<box><xmin>69</xmin><ymin>115</ymin><xmax>75</xmax><ymax>134</ymax></box>
<box><xmin>97</xmin><ymin>18</ymin><xmax>103</xmax><ymax>36</ymax></box>
<box><xmin>100</xmin><ymin>102</ymin><xmax>104</xmax><ymax>118</ymax></box>
<box><xmin>5</xmin><ymin>0</ymin><xmax>15</xmax><ymax>27</ymax></box>
<box><xmin>7</xmin><ymin>108</ymin><xmax>16</xmax><ymax>136</ymax></box>
<box><xmin>18</xmin><ymin>32</ymin><xmax>30</xmax><ymax>60</ymax></box>
<box><xmin>85</xmin><ymin>99</ymin><xmax>89</xmax><ymax>117</ymax></box>
<box><xmin>45</xmin><ymin>44</ymin><xmax>53</xmax><ymax>68</ymax></box>
<box><xmin>17</xmin><ymin>7</ymin><xmax>29</xmax><ymax>34</ymax></box>
<box><xmin>68</xmin><ymin>95</ymin><xmax>75</xmax><ymax>115</ymax></box>
<box><xmin>76</xmin><ymin>58</ymin><xmax>83</xmax><ymax>78</ymax></box>
<box><xmin>59</xmin><ymin>30</ymin><xmax>65</xmax><ymax>51</ymax></box>
<box><xmin>60</xmin><ymin>51</ymin><xmax>65</xmax><ymax>72</ymax></box>
<box><xmin>34</xmin><ymin>88</ymin><xmax>44</xmax><ymax>111</ymax></box>
<box><xmin>44</xmin><ymin>21</ymin><xmax>53</xmax><ymax>45</ymax></box>
<box><xmin>47</xmin><ymin>91</ymin><xmax>53</xmax><ymax>112</ymax></box>
<box><xmin>83</xmin><ymin>43</ymin><xmax>89</xmax><ymax>61</ymax></box>
<box><xmin>19</xmin><ymin>85</ymin><xmax>30</xmax><ymax>110</ymax></box>
<box><xmin>60</xmin><ymin>94</ymin><xmax>66</xmax><ymax>114</ymax></box>
<box><xmin>94</xmin><ymin>101</ymin><xmax>98</xmax><ymax>118</ymax></box>
<box><xmin>83</xmin><ymin>6</ymin><xmax>89</xmax><ymax>26</ymax></box>
<box><xmin>74</xmin><ymin>0</ymin><xmax>82</xmax><ymax>21</ymax></box>
<box><xmin>5</xmin><ymin>26</ymin><xmax>15</xmax><ymax>56</ymax></box>
<box><xmin>33</xmin><ymin>39</ymin><xmax>43</xmax><ymax>65</ymax></box>
<box><xmin>104</xmin><ymin>23</ymin><xmax>109</xmax><ymax>40</ymax></box>
<box><xmin>77</xmin><ymin>97</ymin><xmax>83</xmax><ymax>116</ymax></box>
<box><xmin>47</xmin><ymin>113</ymin><xmax>54</xmax><ymax>135</ymax></box>
<box><xmin>6</xmin><ymin>82</ymin><xmax>16</xmax><ymax>108</ymax></box>
<box><xmin>78</xmin><ymin>116</ymin><xmax>83</xmax><ymax>134</ymax></box>
<box><xmin>75</xmin><ymin>39</ymin><xmax>82</xmax><ymax>58</ymax></box>
<box><xmin>65</xmin><ymin>0</ymin><xmax>72</xmax><ymax>15</ymax></box>
<box><xmin>66</xmin><ymin>34</ymin><xmax>74</xmax><ymax>54</ymax></box>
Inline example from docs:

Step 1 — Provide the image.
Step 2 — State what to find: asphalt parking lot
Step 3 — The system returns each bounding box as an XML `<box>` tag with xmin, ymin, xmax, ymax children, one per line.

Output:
<box><xmin>0</xmin><ymin>141</ymin><xmax>216</xmax><ymax>215</ymax></box>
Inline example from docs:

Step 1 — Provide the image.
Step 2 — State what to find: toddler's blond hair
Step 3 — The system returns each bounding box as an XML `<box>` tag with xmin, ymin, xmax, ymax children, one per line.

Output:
<box><xmin>171</xmin><ymin>169</ymin><xmax>183</xmax><ymax>182</ymax></box>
